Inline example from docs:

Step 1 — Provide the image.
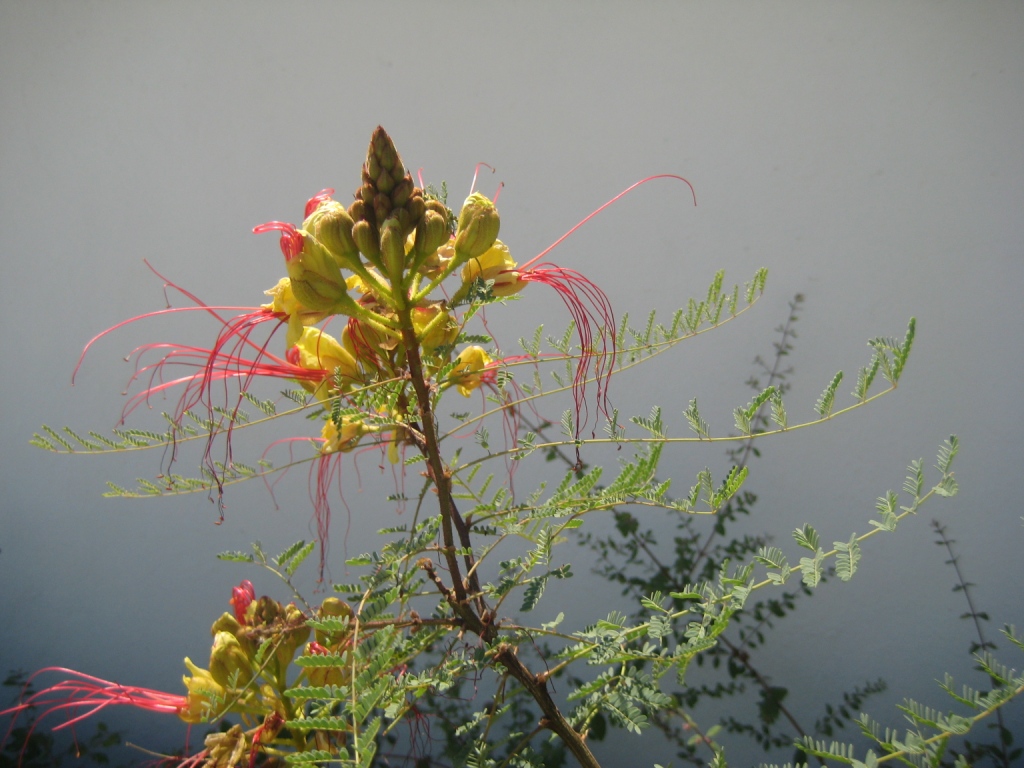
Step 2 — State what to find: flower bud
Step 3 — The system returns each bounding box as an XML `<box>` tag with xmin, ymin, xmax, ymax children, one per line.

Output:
<box><xmin>314</xmin><ymin>597</ymin><xmax>353</xmax><ymax>646</ymax></box>
<box><xmin>304</xmin><ymin>641</ymin><xmax>349</xmax><ymax>687</ymax></box>
<box><xmin>391</xmin><ymin>177</ymin><xmax>413</xmax><ymax>207</ymax></box>
<box><xmin>380</xmin><ymin>216</ymin><xmax>408</xmax><ymax>284</ymax></box>
<box><xmin>352</xmin><ymin>219</ymin><xmax>381</xmax><ymax>260</ymax></box>
<box><xmin>406</xmin><ymin>193</ymin><xmax>426</xmax><ymax>228</ymax></box>
<box><xmin>211</xmin><ymin>612</ymin><xmax>242</xmax><ymax>637</ymax></box>
<box><xmin>286</xmin><ymin>237</ymin><xmax>350</xmax><ymax>313</ymax></box>
<box><xmin>228</xmin><ymin>579</ymin><xmax>255</xmax><ymax>625</ymax></box>
<box><xmin>274</xmin><ymin>603</ymin><xmax>311</xmax><ymax>674</ymax></box>
<box><xmin>454</xmin><ymin>193</ymin><xmax>500</xmax><ymax>261</ymax></box>
<box><xmin>251</xmin><ymin>595</ymin><xmax>283</xmax><ymax>627</ymax></box>
<box><xmin>209</xmin><ymin>631</ymin><xmax>254</xmax><ymax>688</ymax></box>
<box><xmin>255</xmin><ymin>222</ymin><xmax>350</xmax><ymax>313</ymax></box>
<box><xmin>304</xmin><ymin>201</ymin><xmax>361</xmax><ymax>271</ymax></box>
<box><xmin>413</xmin><ymin>209</ymin><xmax>451</xmax><ymax>260</ymax></box>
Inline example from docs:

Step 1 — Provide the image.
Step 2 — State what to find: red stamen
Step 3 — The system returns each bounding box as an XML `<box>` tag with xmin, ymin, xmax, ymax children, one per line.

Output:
<box><xmin>1</xmin><ymin>667</ymin><xmax>188</xmax><ymax>761</ymax></box>
<box><xmin>520</xmin><ymin>173</ymin><xmax>696</xmax><ymax>271</ymax></box>
<box><xmin>520</xmin><ymin>265</ymin><xmax>617</xmax><ymax>441</ymax></box>
<box><xmin>253</xmin><ymin>221</ymin><xmax>303</xmax><ymax>260</ymax></box>
<box><xmin>304</xmin><ymin>188</ymin><xmax>335</xmax><ymax>218</ymax></box>
<box><xmin>469</xmin><ymin>162</ymin><xmax>495</xmax><ymax>195</ymax></box>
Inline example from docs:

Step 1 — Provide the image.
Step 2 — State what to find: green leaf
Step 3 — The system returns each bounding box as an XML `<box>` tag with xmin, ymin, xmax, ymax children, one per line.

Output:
<box><xmin>935</xmin><ymin>475</ymin><xmax>959</xmax><ymax>497</ymax></box>
<box><xmin>800</xmin><ymin>549</ymin><xmax>825</xmax><ymax>587</ymax></box>
<box><xmin>217</xmin><ymin>550</ymin><xmax>256</xmax><ymax>563</ymax></box>
<box><xmin>835</xmin><ymin>534</ymin><xmax>861</xmax><ymax>582</ymax></box>
<box><xmin>870</xmin><ymin>491</ymin><xmax>899</xmax><ymax>531</ymax></box>
<box><xmin>770</xmin><ymin>391</ymin><xmax>788</xmax><ymax>429</ymax></box>
<box><xmin>631</xmin><ymin>406</ymin><xmax>665</xmax><ymax>439</ymax></box>
<box><xmin>734</xmin><ymin>386</ymin><xmax>777</xmax><ymax>435</ymax></box>
<box><xmin>814</xmin><ymin>371</ymin><xmax>844</xmax><ymax>418</ymax></box>
<box><xmin>684</xmin><ymin>399</ymin><xmax>710</xmax><ymax>440</ymax></box>
<box><xmin>794</xmin><ymin>524</ymin><xmax>820</xmax><ymax>552</ymax></box>
<box><xmin>936</xmin><ymin>435</ymin><xmax>959</xmax><ymax>475</ymax></box>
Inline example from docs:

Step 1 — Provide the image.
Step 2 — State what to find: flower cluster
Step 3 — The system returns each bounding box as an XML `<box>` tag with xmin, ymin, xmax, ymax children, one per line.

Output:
<box><xmin>0</xmin><ymin>580</ymin><xmax>355</xmax><ymax>766</ymax></box>
<box><xmin>77</xmin><ymin>127</ymin><xmax>618</xmax><ymax>568</ymax></box>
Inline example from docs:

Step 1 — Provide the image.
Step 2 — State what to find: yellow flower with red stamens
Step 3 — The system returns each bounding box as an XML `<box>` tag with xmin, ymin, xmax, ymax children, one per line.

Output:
<box><xmin>459</xmin><ymin>240</ymin><xmax>526</xmax><ymax>299</ymax></box>
<box><xmin>253</xmin><ymin>221</ymin><xmax>353</xmax><ymax>314</ymax></box>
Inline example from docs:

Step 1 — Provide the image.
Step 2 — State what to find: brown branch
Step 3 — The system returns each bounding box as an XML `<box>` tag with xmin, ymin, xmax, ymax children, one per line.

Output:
<box><xmin>493</xmin><ymin>644</ymin><xmax>601</xmax><ymax>768</ymax></box>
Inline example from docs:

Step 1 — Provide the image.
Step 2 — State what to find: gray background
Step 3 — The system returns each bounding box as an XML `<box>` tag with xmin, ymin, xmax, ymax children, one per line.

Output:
<box><xmin>2</xmin><ymin>2</ymin><xmax>1022</xmax><ymax>765</ymax></box>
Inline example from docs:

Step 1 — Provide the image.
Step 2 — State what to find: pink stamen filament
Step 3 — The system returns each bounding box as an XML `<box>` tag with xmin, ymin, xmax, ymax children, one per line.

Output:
<box><xmin>469</xmin><ymin>162</ymin><xmax>495</xmax><ymax>195</ymax></box>
<box><xmin>2</xmin><ymin>667</ymin><xmax>187</xmax><ymax>735</ymax></box>
<box><xmin>520</xmin><ymin>173</ymin><xmax>696</xmax><ymax>271</ymax></box>
<box><xmin>253</xmin><ymin>221</ymin><xmax>302</xmax><ymax>260</ymax></box>
<box><xmin>520</xmin><ymin>265</ymin><xmax>617</xmax><ymax>436</ymax></box>
<box><xmin>304</xmin><ymin>188</ymin><xmax>335</xmax><ymax>218</ymax></box>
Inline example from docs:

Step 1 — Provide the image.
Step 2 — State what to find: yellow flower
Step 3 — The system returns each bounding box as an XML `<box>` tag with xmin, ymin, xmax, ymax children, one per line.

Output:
<box><xmin>321</xmin><ymin>415</ymin><xmax>372</xmax><ymax>454</ymax></box>
<box><xmin>459</xmin><ymin>241</ymin><xmax>526</xmax><ymax>298</ymax></box>
<box><xmin>180</xmin><ymin>657</ymin><xmax>225</xmax><ymax>724</ymax></box>
<box><xmin>411</xmin><ymin>302</ymin><xmax>458</xmax><ymax>354</ymax></box>
<box><xmin>262</xmin><ymin>278</ymin><xmax>328</xmax><ymax>348</ymax></box>
<box><xmin>450</xmin><ymin>345</ymin><xmax>494</xmax><ymax>396</ymax></box>
<box><xmin>292</xmin><ymin>327</ymin><xmax>361</xmax><ymax>403</ymax></box>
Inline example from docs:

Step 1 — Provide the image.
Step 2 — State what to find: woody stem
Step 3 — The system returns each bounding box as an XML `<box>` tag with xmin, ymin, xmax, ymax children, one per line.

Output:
<box><xmin>398</xmin><ymin>307</ymin><xmax>486</xmax><ymax>634</ymax></box>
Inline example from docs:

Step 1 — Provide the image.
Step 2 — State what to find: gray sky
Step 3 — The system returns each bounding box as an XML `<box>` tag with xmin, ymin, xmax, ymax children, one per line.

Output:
<box><xmin>2</xmin><ymin>2</ymin><xmax>1022</xmax><ymax>765</ymax></box>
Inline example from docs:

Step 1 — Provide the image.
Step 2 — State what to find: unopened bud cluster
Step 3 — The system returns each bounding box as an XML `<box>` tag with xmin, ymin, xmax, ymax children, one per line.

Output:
<box><xmin>254</xmin><ymin>126</ymin><xmax>530</xmax><ymax>458</ymax></box>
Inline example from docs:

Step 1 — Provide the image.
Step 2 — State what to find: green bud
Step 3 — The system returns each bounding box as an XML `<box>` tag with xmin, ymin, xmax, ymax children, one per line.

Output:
<box><xmin>380</xmin><ymin>216</ymin><xmax>407</xmax><ymax>284</ymax></box>
<box><xmin>373</xmin><ymin>192</ymin><xmax>392</xmax><ymax>226</ymax></box>
<box><xmin>305</xmin><ymin>201</ymin><xmax>361</xmax><ymax>271</ymax></box>
<box><xmin>315</xmin><ymin>597</ymin><xmax>353</xmax><ymax>645</ymax></box>
<box><xmin>454</xmin><ymin>193</ymin><xmax>500</xmax><ymax>261</ymax></box>
<box><xmin>209</xmin><ymin>631</ymin><xmax>254</xmax><ymax>688</ymax></box>
<box><xmin>352</xmin><ymin>219</ymin><xmax>381</xmax><ymax>260</ymax></box>
<box><xmin>392</xmin><ymin>177</ymin><xmax>412</xmax><ymax>207</ymax></box>
<box><xmin>414</xmin><ymin>210</ymin><xmax>450</xmax><ymax>258</ymax></box>
<box><xmin>406</xmin><ymin>194</ymin><xmax>426</xmax><ymax>232</ymax></box>
<box><xmin>282</xmin><ymin>233</ymin><xmax>349</xmax><ymax>313</ymax></box>
<box><xmin>210</xmin><ymin>612</ymin><xmax>257</xmax><ymax>661</ymax></box>
<box><xmin>210</xmin><ymin>612</ymin><xmax>242</xmax><ymax>638</ymax></box>
<box><xmin>274</xmin><ymin>603</ymin><xmax>311</xmax><ymax>674</ymax></box>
